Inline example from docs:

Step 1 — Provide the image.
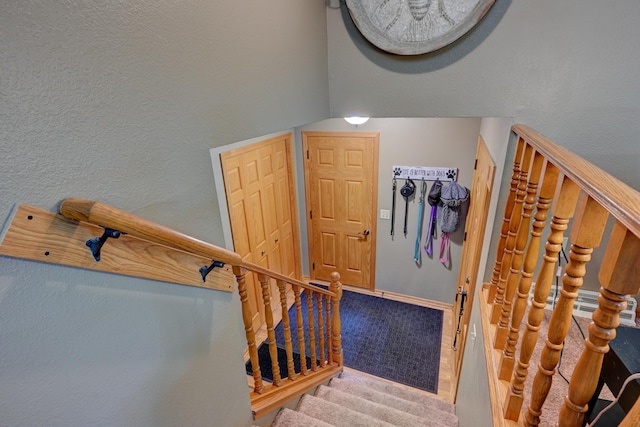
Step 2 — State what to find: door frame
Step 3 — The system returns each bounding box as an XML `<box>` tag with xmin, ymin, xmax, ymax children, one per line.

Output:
<box><xmin>452</xmin><ymin>135</ymin><xmax>496</xmax><ymax>398</ymax></box>
<box><xmin>301</xmin><ymin>131</ymin><xmax>379</xmax><ymax>291</ymax></box>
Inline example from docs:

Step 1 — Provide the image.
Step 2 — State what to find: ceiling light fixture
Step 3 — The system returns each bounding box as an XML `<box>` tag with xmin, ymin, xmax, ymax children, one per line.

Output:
<box><xmin>344</xmin><ymin>116</ymin><xmax>370</xmax><ymax>126</ymax></box>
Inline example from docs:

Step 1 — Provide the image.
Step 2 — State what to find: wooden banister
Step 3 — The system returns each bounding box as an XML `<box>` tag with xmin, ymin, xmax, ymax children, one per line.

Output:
<box><xmin>511</xmin><ymin>125</ymin><xmax>640</xmax><ymax>236</ymax></box>
<box><xmin>482</xmin><ymin>124</ymin><xmax>640</xmax><ymax>427</ymax></box>
<box><xmin>57</xmin><ymin>198</ymin><xmax>344</xmax><ymax>418</ymax></box>
<box><xmin>59</xmin><ymin>198</ymin><xmax>335</xmax><ymax>298</ymax></box>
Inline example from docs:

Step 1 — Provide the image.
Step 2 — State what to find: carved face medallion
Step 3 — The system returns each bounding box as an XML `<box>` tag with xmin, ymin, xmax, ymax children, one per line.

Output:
<box><xmin>345</xmin><ymin>0</ymin><xmax>495</xmax><ymax>55</ymax></box>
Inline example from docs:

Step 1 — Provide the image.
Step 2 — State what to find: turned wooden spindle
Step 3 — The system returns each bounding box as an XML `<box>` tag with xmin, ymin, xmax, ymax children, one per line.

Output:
<box><xmin>277</xmin><ymin>279</ymin><xmax>296</xmax><ymax>381</ymax></box>
<box><xmin>558</xmin><ymin>223</ymin><xmax>640</xmax><ymax>427</ymax></box>
<box><xmin>488</xmin><ymin>138</ymin><xmax>526</xmax><ymax>303</ymax></box>
<box><xmin>316</xmin><ymin>292</ymin><xmax>326</xmax><ymax>368</ymax></box>
<box><xmin>491</xmin><ymin>143</ymin><xmax>533</xmax><ymax>324</ymax></box>
<box><xmin>306</xmin><ymin>290</ymin><xmax>318</xmax><ymax>371</ymax></box>
<box><xmin>502</xmin><ymin>162</ymin><xmax>560</xmax><ymax>419</ymax></box>
<box><xmin>292</xmin><ymin>285</ymin><xmax>308</xmax><ymax>375</ymax></box>
<box><xmin>330</xmin><ymin>272</ymin><xmax>343</xmax><ymax>366</ymax></box>
<box><xmin>495</xmin><ymin>148</ymin><xmax>542</xmax><ymax>349</ymax></box>
<box><xmin>258</xmin><ymin>273</ymin><xmax>282</xmax><ymax>386</ymax></box>
<box><xmin>526</xmin><ymin>194</ymin><xmax>609</xmax><ymax>426</ymax></box>
<box><xmin>234</xmin><ymin>266</ymin><xmax>264</xmax><ymax>394</ymax></box>
<box><xmin>325</xmin><ymin>294</ymin><xmax>332</xmax><ymax>364</ymax></box>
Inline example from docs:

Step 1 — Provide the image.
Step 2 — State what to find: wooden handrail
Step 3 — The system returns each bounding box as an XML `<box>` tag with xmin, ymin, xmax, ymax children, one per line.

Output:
<box><xmin>483</xmin><ymin>125</ymin><xmax>640</xmax><ymax>427</ymax></box>
<box><xmin>512</xmin><ymin>125</ymin><xmax>640</xmax><ymax>237</ymax></box>
<box><xmin>59</xmin><ymin>198</ymin><xmax>334</xmax><ymax>297</ymax></box>
<box><xmin>60</xmin><ymin>198</ymin><xmax>242</xmax><ymax>265</ymax></box>
<box><xmin>241</xmin><ymin>260</ymin><xmax>335</xmax><ymax>297</ymax></box>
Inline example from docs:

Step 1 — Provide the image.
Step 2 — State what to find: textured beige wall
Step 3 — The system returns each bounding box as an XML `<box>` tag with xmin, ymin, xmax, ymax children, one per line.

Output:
<box><xmin>0</xmin><ymin>2</ymin><xmax>328</xmax><ymax>426</ymax></box>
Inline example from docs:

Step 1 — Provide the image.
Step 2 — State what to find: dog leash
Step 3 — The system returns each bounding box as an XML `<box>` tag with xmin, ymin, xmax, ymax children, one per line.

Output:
<box><xmin>414</xmin><ymin>179</ymin><xmax>426</xmax><ymax>261</ymax></box>
<box><xmin>400</xmin><ymin>179</ymin><xmax>415</xmax><ymax>237</ymax></box>
<box><xmin>391</xmin><ymin>177</ymin><xmax>397</xmax><ymax>236</ymax></box>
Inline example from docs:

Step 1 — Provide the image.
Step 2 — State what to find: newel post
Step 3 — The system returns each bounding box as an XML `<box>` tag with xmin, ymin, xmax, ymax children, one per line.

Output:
<box><xmin>329</xmin><ymin>272</ymin><xmax>343</xmax><ymax>366</ymax></box>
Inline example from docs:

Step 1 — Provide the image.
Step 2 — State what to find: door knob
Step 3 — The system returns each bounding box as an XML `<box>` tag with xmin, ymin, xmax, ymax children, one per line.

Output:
<box><xmin>358</xmin><ymin>229</ymin><xmax>370</xmax><ymax>236</ymax></box>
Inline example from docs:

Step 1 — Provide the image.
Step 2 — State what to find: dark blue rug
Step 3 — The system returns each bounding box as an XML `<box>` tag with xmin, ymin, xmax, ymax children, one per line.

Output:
<box><xmin>246</xmin><ymin>287</ymin><xmax>443</xmax><ymax>393</ymax></box>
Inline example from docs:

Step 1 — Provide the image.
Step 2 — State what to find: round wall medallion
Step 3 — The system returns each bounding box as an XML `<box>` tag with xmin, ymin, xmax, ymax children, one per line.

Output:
<box><xmin>345</xmin><ymin>0</ymin><xmax>495</xmax><ymax>55</ymax></box>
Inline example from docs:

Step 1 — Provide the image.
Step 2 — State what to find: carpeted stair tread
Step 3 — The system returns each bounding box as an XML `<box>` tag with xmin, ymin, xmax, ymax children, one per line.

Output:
<box><xmin>270</xmin><ymin>407</ymin><xmax>335</xmax><ymax>427</ymax></box>
<box><xmin>296</xmin><ymin>394</ymin><xmax>396</xmax><ymax>427</ymax></box>
<box><xmin>339</xmin><ymin>371</ymin><xmax>455</xmax><ymax>414</ymax></box>
<box><xmin>328</xmin><ymin>377</ymin><xmax>457</xmax><ymax>425</ymax></box>
<box><xmin>315</xmin><ymin>385</ymin><xmax>449</xmax><ymax>427</ymax></box>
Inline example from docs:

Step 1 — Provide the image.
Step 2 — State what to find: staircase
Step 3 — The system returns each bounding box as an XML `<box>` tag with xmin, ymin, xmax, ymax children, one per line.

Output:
<box><xmin>267</xmin><ymin>371</ymin><xmax>458</xmax><ymax>427</ymax></box>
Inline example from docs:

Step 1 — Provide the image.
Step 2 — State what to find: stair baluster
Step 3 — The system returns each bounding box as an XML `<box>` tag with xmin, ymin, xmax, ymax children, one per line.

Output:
<box><xmin>293</xmin><ymin>285</ymin><xmax>308</xmax><ymax>376</ymax></box>
<box><xmin>325</xmin><ymin>294</ymin><xmax>333</xmax><ymax>365</ymax></box>
<box><xmin>487</xmin><ymin>138</ymin><xmax>525</xmax><ymax>303</ymax></box>
<box><xmin>277</xmin><ymin>279</ymin><xmax>297</xmax><ymax>381</ymax></box>
<box><xmin>330</xmin><ymin>272</ymin><xmax>344</xmax><ymax>366</ymax></box>
<box><xmin>259</xmin><ymin>273</ymin><xmax>283</xmax><ymax>386</ymax></box>
<box><xmin>495</xmin><ymin>147</ymin><xmax>542</xmax><ymax>350</ymax></box>
<box><xmin>491</xmin><ymin>140</ymin><xmax>531</xmax><ymax>324</ymax></box>
<box><xmin>558</xmin><ymin>223</ymin><xmax>640</xmax><ymax>426</ymax></box>
<box><xmin>235</xmin><ymin>266</ymin><xmax>265</xmax><ymax>394</ymax></box>
<box><xmin>526</xmin><ymin>194</ymin><xmax>609</xmax><ymax>426</ymax></box>
<box><xmin>307</xmin><ymin>290</ymin><xmax>318</xmax><ymax>371</ymax></box>
<box><xmin>502</xmin><ymin>161</ymin><xmax>559</xmax><ymax>419</ymax></box>
<box><xmin>317</xmin><ymin>292</ymin><xmax>326</xmax><ymax>368</ymax></box>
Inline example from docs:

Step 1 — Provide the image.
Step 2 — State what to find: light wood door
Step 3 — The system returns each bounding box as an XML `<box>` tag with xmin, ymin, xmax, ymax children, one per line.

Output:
<box><xmin>221</xmin><ymin>134</ymin><xmax>301</xmax><ymax>331</ymax></box>
<box><xmin>303</xmin><ymin>132</ymin><xmax>379</xmax><ymax>290</ymax></box>
<box><xmin>452</xmin><ymin>136</ymin><xmax>496</xmax><ymax>392</ymax></box>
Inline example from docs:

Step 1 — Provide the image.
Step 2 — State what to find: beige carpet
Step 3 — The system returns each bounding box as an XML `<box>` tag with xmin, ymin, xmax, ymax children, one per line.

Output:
<box><xmin>270</xmin><ymin>370</ymin><xmax>458</xmax><ymax>427</ymax></box>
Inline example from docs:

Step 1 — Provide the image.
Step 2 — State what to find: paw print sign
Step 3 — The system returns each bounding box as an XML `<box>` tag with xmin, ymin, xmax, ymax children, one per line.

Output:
<box><xmin>392</xmin><ymin>166</ymin><xmax>458</xmax><ymax>181</ymax></box>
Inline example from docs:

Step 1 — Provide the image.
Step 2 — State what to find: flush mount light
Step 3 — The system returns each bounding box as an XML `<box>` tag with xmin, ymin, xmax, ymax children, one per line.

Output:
<box><xmin>344</xmin><ymin>116</ymin><xmax>370</xmax><ymax>125</ymax></box>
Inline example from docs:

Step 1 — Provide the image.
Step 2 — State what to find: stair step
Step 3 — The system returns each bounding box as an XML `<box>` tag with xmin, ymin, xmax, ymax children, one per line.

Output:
<box><xmin>315</xmin><ymin>385</ymin><xmax>445</xmax><ymax>427</ymax></box>
<box><xmin>270</xmin><ymin>407</ymin><xmax>334</xmax><ymax>427</ymax></box>
<box><xmin>296</xmin><ymin>394</ymin><xmax>396</xmax><ymax>427</ymax></box>
<box><xmin>329</xmin><ymin>377</ymin><xmax>457</xmax><ymax>425</ymax></box>
<box><xmin>339</xmin><ymin>370</ymin><xmax>455</xmax><ymax>414</ymax></box>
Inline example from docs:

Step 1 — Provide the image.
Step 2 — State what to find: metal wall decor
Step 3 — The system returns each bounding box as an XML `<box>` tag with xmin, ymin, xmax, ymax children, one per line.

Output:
<box><xmin>345</xmin><ymin>0</ymin><xmax>495</xmax><ymax>55</ymax></box>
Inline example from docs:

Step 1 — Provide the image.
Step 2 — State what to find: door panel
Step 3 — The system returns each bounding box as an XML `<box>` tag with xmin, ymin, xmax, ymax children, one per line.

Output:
<box><xmin>452</xmin><ymin>136</ymin><xmax>496</xmax><ymax>393</ymax></box>
<box><xmin>220</xmin><ymin>134</ymin><xmax>302</xmax><ymax>332</ymax></box>
<box><xmin>303</xmin><ymin>132</ymin><xmax>379</xmax><ymax>289</ymax></box>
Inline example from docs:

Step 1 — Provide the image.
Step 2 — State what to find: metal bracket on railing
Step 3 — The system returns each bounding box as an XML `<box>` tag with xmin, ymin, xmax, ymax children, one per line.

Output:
<box><xmin>200</xmin><ymin>260</ymin><xmax>225</xmax><ymax>282</ymax></box>
<box><xmin>86</xmin><ymin>227</ymin><xmax>122</xmax><ymax>261</ymax></box>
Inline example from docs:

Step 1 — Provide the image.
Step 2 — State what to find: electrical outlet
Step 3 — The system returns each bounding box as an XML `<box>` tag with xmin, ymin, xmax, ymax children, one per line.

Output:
<box><xmin>380</xmin><ymin>209</ymin><xmax>390</xmax><ymax>219</ymax></box>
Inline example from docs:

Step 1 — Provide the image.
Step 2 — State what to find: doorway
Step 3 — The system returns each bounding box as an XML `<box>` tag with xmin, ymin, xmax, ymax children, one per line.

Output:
<box><xmin>302</xmin><ymin>131</ymin><xmax>379</xmax><ymax>290</ymax></box>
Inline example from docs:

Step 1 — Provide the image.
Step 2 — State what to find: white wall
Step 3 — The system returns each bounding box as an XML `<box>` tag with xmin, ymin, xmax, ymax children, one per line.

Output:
<box><xmin>0</xmin><ymin>1</ymin><xmax>329</xmax><ymax>426</ymax></box>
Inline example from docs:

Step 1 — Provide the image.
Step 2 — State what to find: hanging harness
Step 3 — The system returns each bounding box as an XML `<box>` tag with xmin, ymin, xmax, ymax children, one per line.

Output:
<box><xmin>413</xmin><ymin>179</ymin><xmax>427</xmax><ymax>262</ymax></box>
<box><xmin>424</xmin><ymin>179</ymin><xmax>442</xmax><ymax>257</ymax></box>
<box><xmin>400</xmin><ymin>179</ymin><xmax>416</xmax><ymax>237</ymax></box>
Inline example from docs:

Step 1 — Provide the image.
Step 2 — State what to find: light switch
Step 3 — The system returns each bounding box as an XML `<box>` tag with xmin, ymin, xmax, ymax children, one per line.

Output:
<box><xmin>380</xmin><ymin>209</ymin><xmax>390</xmax><ymax>219</ymax></box>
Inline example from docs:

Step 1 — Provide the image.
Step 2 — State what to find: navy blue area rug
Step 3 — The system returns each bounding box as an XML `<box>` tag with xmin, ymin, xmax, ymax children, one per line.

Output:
<box><xmin>246</xmin><ymin>287</ymin><xmax>443</xmax><ymax>393</ymax></box>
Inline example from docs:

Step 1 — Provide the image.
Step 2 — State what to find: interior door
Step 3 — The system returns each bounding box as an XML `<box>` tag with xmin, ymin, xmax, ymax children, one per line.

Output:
<box><xmin>452</xmin><ymin>136</ymin><xmax>496</xmax><ymax>391</ymax></box>
<box><xmin>220</xmin><ymin>134</ymin><xmax>302</xmax><ymax>331</ymax></box>
<box><xmin>303</xmin><ymin>132</ymin><xmax>379</xmax><ymax>290</ymax></box>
